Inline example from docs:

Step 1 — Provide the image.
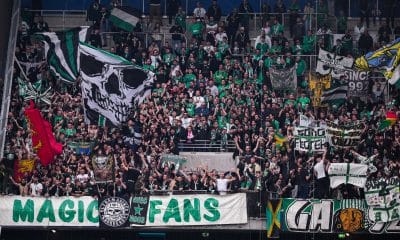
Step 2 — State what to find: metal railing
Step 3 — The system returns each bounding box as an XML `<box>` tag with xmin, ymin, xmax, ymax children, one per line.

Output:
<box><xmin>178</xmin><ymin>139</ymin><xmax>236</xmax><ymax>152</ymax></box>
<box><xmin>237</xmin><ymin>12</ymin><xmax>337</xmax><ymax>34</ymax></box>
<box><xmin>99</xmin><ymin>31</ymin><xmax>188</xmax><ymax>51</ymax></box>
<box><xmin>23</xmin><ymin>9</ymin><xmax>87</xmax><ymax>30</ymax></box>
<box><xmin>0</xmin><ymin>0</ymin><xmax>20</xmax><ymax>159</ymax></box>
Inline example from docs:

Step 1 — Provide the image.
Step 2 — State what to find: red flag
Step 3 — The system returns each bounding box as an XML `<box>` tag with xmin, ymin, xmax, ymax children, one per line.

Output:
<box><xmin>13</xmin><ymin>159</ymin><xmax>35</xmax><ymax>182</ymax></box>
<box><xmin>24</xmin><ymin>101</ymin><xmax>63</xmax><ymax>166</ymax></box>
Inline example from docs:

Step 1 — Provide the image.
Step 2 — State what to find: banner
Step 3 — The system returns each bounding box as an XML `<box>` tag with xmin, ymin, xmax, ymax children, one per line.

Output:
<box><xmin>13</xmin><ymin>159</ymin><xmax>35</xmax><ymax>182</ymax></box>
<box><xmin>269</xmin><ymin>66</ymin><xmax>297</xmax><ymax>91</ymax></box>
<box><xmin>365</xmin><ymin>177</ymin><xmax>400</xmax><ymax>223</ymax></box>
<box><xmin>294</xmin><ymin>121</ymin><xmax>326</xmax><ymax>153</ymax></box>
<box><xmin>279</xmin><ymin>198</ymin><xmax>367</xmax><ymax>233</ymax></box>
<box><xmin>0</xmin><ymin>196</ymin><xmax>98</xmax><ymax>226</ymax></box>
<box><xmin>345</xmin><ymin>70</ymin><xmax>369</xmax><ymax>97</ymax></box>
<box><xmin>368</xmin><ymin>205</ymin><xmax>400</xmax><ymax>223</ymax></box>
<box><xmin>268</xmin><ymin>198</ymin><xmax>400</xmax><ymax>235</ymax></box>
<box><xmin>67</xmin><ymin>141</ymin><xmax>94</xmax><ymax>155</ymax></box>
<box><xmin>316</xmin><ymin>49</ymin><xmax>354</xmax><ymax>78</ymax></box>
<box><xmin>160</xmin><ymin>154</ymin><xmax>187</xmax><ymax>172</ymax></box>
<box><xmin>92</xmin><ymin>155</ymin><xmax>113</xmax><ymax>182</ymax></box>
<box><xmin>328</xmin><ymin>163</ymin><xmax>368</xmax><ymax>188</ymax></box>
<box><xmin>130</xmin><ymin>193</ymin><xmax>247</xmax><ymax>226</ymax></box>
<box><xmin>129</xmin><ymin>195</ymin><xmax>150</xmax><ymax>225</ymax></box>
<box><xmin>365</xmin><ymin>177</ymin><xmax>400</xmax><ymax>207</ymax></box>
<box><xmin>99</xmin><ymin>196</ymin><xmax>130</xmax><ymax>228</ymax></box>
<box><xmin>326</xmin><ymin>121</ymin><xmax>364</xmax><ymax>148</ymax></box>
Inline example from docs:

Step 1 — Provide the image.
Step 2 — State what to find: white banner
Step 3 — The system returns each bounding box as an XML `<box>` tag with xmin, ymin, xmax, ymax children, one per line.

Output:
<box><xmin>316</xmin><ymin>49</ymin><xmax>354</xmax><ymax>78</ymax></box>
<box><xmin>131</xmin><ymin>193</ymin><xmax>247</xmax><ymax>226</ymax></box>
<box><xmin>326</xmin><ymin>122</ymin><xmax>364</xmax><ymax>148</ymax></box>
<box><xmin>328</xmin><ymin>163</ymin><xmax>368</xmax><ymax>188</ymax></box>
<box><xmin>365</xmin><ymin>177</ymin><xmax>400</xmax><ymax>207</ymax></box>
<box><xmin>0</xmin><ymin>196</ymin><xmax>99</xmax><ymax>226</ymax></box>
<box><xmin>294</xmin><ymin>125</ymin><xmax>326</xmax><ymax>152</ymax></box>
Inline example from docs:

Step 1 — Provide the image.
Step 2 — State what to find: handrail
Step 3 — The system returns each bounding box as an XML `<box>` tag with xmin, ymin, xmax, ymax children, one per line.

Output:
<box><xmin>0</xmin><ymin>0</ymin><xmax>20</xmax><ymax>159</ymax></box>
<box><xmin>100</xmin><ymin>31</ymin><xmax>188</xmax><ymax>50</ymax></box>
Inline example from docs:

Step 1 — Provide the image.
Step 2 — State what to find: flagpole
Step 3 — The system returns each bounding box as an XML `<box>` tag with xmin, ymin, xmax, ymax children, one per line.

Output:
<box><xmin>14</xmin><ymin>58</ymin><xmax>30</xmax><ymax>82</ymax></box>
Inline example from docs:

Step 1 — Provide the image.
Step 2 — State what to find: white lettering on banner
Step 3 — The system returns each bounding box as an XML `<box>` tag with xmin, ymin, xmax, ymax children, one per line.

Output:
<box><xmin>0</xmin><ymin>196</ymin><xmax>98</xmax><ymax>226</ymax></box>
<box><xmin>286</xmin><ymin>200</ymin><xmax>309</xmax><ymax>231</ymax></box>
<box><xmin>285</xmin><ymin>200</ymin><xmax>333</xmax><ymax>232</ymax></box>
<box><xmin>345</xmin><ymin>70</ymin><xmax>369</xmax><ymax>97</ymax></box>
<box><xmin>368</xmin><ymin>205</ymin><xmax>400</xmax><ymax>223</ymax></box>
<box><xmin>309</xmin><ymin>201</ymin><xmax>332</xmax><ymax>231</ymax></box>
<box><xmin>131</xmin><ymin>193</ymin><xmax>247</xmax><ymax>226</ymax></box>
<box><xmin>369</xmin><ymin>220</ymin><xmax>400</xmax><ymax>233</ymax></box>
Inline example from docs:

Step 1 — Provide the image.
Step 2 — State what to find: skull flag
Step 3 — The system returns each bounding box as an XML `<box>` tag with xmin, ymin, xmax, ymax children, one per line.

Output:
<box><xmin>79</xmin><ymin>42</ymin><xmax>154</xmax><ymax>126</ymax></box>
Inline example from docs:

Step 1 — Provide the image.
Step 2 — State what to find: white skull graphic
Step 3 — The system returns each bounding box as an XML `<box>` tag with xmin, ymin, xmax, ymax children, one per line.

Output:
<box><xmin>80</xmin><ymin>54</ymin><xmax>154</xmax><ymax>126</ymax></box>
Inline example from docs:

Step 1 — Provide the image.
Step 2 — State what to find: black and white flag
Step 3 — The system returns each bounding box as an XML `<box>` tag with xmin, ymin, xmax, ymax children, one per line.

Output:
<box><xmin>79</xmin><ymin>42</ymin><xmax>154</xmax><ymax>127</ymax></box>
<box><xmin>316</xmin><ymin>49</ymin><xmax>354</xmax><ymax>78</ymax></box>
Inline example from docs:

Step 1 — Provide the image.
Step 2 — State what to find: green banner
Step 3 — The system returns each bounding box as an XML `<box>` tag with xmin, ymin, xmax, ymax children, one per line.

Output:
<box><xmin>266</xmin><ymin>198</ymin><xmax>400</xmax><ymax>235</ymax></box>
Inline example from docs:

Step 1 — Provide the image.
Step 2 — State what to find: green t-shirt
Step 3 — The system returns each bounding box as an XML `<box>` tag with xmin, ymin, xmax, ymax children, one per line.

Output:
<box><xmin>256</xmin><ymin>42</ymin><xmax>269</xmax><ymax>54</ymax></box>
<box><xmin>214</xmin><ymin>70</ymin><xmax>228</xmax><ymax>85</ymax></box>
<box><xmin>297</xmin><ymin>97</ymin><xmax>311</xmax><ymax>109</ymax></box>
<box><xmin>163</xmin><ymin>53</ymin><xmax>175</xmax><ymax>65</ymax></box>
<box><xmin>183</xmin><ymin>73</ymin><xmax>196</xmax><ymax>88</ymax></box>
<box><xmin>186</xmin><ymin>102</ymin><xmax>195</xmax><ymax>117</ymax></box>
<box><xmin>296</xmin><ymin>59</ymin><xmax>306</xmax><ymax>76</ymax></box>
<box><xmin>271</xmin><ymin>23</ymin><xmax>283</xmax><ymax>36</ymax></box>
<box><xmin>302</xmin><ymin>35</ymin><xmax>316</xmax><ymax>53</ymax></box>
<box><xmin>175</xmin><ymin>14</ymin><xmax>186</xmax><ymax>29</ymax></box>
<box><xmin>190</xmin><ymin>22</ymin><xmax>203</xmax><ymax>36</ymax></box>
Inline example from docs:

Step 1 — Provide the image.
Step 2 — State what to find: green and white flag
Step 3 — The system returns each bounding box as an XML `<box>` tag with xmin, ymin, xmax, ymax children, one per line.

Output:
<box><xmin>35</xmin><ymin>27</ymin><xmax>89</xmax><ymax>83</ymax></box>
<box><xmin>327</xmin><ymin>163</ymin><xmax>368</xmax><ymax>188</ymax></box>
<box><xmin>321</xmin><ymin>83</ymin><xmax>348</xmax><ymax>106</ymax></box>
<box><xmin>109</xmin><ymin>6</ymin><xmax>141</xmax><ymax>32</ymax></box>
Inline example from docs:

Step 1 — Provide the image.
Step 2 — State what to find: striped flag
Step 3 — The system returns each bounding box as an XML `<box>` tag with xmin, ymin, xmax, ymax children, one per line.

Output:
<box><xmin>109</xmin><ymin>6</ymin><xmax>141</xmax><ymax>32</ymax></box>
<box><xmin>35</xmin><ymin>27</ymin><xmax>89</xmax><ymax>83</ymax></box>
<box><xmin>321</xmin><ymin>83</ymin><xmax>348</xmax><ymax>107</ymax></box>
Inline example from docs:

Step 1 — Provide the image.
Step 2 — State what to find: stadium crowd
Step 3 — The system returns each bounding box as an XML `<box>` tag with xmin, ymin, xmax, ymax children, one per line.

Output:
<box><xmin>0</xmin><ymin>0</ymin><xmax>399</xmax><ymax>202</ymax></box>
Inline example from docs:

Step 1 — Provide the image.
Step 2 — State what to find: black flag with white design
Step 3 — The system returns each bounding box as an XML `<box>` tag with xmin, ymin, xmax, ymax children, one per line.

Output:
<box><xmin>79</xmin><ymin>42</ymin><xmax>154</xmax><ymax>127</ymax></box>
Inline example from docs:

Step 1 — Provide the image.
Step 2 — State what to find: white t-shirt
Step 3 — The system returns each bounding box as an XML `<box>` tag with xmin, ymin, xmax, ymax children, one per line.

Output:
<box><xmin>314</xmin><ymin>161</ymin><xmax>326</xmax><ymax>179</ymax></box>
<box><xmin>216</xmin><ymin>178</ymin><xmax>229</xmax><ymax>195</ymax></box>
<box><xmin>193</xmin><ymin>7</ymin><xmax>206</xmax><ymax>18</ymax></box>
<box><xmin>30</xmin><ymin>182</ymin><xmax>43</xmax><ymax>196</ymax></box>
<box><xmin>181</xmin><ymin>117</ymin><xmax>193</xmax><ymax>129</ymax></box>
<box><xmin>193</xmin><ymin>96</ymin><xmax>205</xmax><ymax>108</ymax></box>
<box><xmin>76</xmin><ymin>173</ymin><xmax>89</xmax><ymax>183</ymax></box>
